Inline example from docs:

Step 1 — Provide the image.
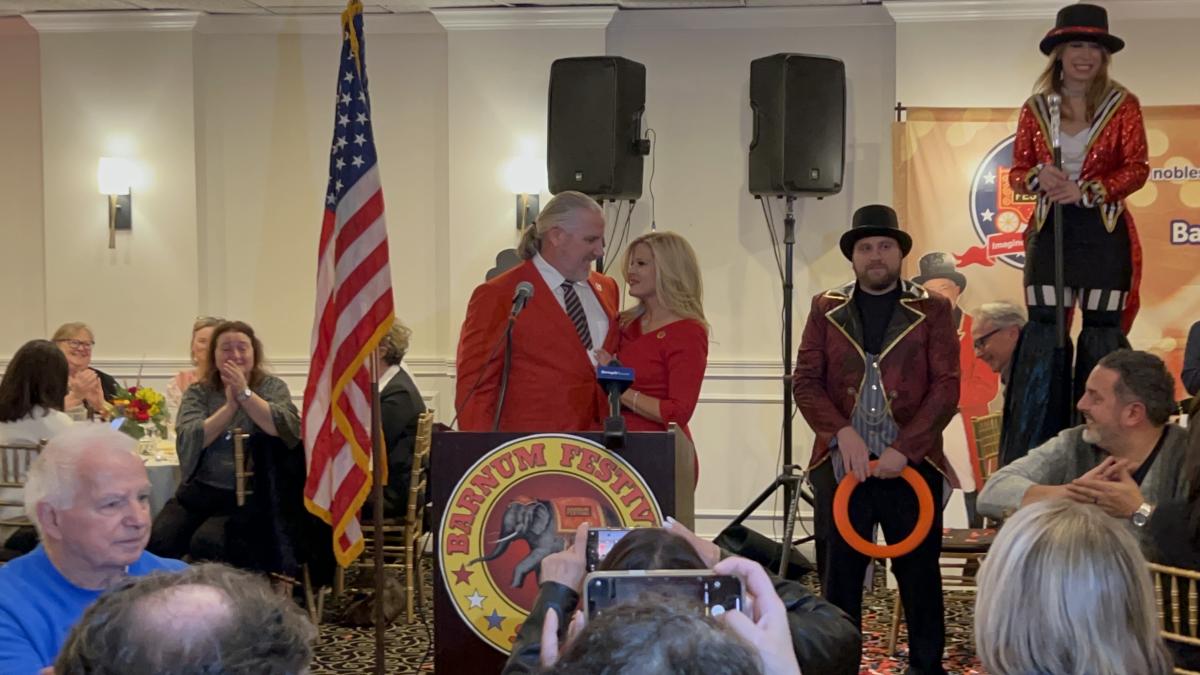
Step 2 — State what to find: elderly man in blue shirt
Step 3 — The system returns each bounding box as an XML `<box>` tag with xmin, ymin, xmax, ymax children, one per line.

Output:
<box><xmin>0</xmin><ymin>424</ymin><xmax>185</xmax><ymax>674</ymax></box>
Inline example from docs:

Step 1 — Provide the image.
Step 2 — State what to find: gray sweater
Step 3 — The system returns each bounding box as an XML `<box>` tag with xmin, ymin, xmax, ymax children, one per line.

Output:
<box><xmin>978</xmin><ymin>424</ymin><xmax>1190</xmax><ymax>526</ymax></box>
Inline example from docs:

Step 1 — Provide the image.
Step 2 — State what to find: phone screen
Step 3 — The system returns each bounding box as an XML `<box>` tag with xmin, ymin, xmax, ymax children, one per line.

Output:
<box><xmin>584</xmin><ymin>572</ymin><xmax>743</xmax><ymax>618</ymax></box>
<box><xmin>586</xmin><ymin>528</ymin><xmax>633</xmax><ymax>571</ymax></box>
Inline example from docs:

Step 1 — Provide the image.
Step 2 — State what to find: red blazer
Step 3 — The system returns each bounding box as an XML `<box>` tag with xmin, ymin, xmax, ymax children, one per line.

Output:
<box><xmin>1010</xmin><ymin>88</ymin><xmax>1148</xmax><ymax>331</ymax></box>
<box><xmin>957</xmin><ymin>311</ymin><xmax>999</xmax><ymax>487</ymax></box>
<box><xmin>793</xmin><ymin>280</ymin><xmax>961</xmax><ymax>486</ymax></box>
<box><xmin>455</xmin><ymin>259</ymin><xmax>619</xmax><ymax>432</ymax></box>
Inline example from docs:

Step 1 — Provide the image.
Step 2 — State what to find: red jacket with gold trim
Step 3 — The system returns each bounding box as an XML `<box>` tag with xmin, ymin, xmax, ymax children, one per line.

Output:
<box><xmin>793</xmin><ymin>280</ymin><xmax>961</xmax><ymax>487</ymax></box>
<box><xmin>1009</xmin><ymin>88</ymin><xmax>1149</xmax><ymax>330</ymax></box>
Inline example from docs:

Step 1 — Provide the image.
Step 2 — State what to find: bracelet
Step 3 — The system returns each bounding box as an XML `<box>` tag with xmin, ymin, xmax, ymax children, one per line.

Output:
<box><xmin>631</xmin><ymin>390</ymin><xmax>640</xmax><ymax>412</ymax></box>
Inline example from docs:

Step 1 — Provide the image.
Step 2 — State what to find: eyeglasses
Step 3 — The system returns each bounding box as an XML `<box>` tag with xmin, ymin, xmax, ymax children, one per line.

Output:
<box><xmin>972</xmin><ymin>328</ymin><xmax>1002</xmax><ymax>352</ymax></box>
<box><xmin>56</xmin><ymin>339</ymin><xmax>95</xmax><ymax>350</ymax></box>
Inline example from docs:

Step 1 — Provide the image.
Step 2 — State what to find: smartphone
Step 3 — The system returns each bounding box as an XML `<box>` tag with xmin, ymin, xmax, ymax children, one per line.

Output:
<box><xmin>582</xmin><ymin>570</ymin><xmax>743</xmax><ymax>618</ymax></box>
<box><xmin>586</xmin><ymin>528</ymin><xmax>633</xmax><ymax>571</ymax></box>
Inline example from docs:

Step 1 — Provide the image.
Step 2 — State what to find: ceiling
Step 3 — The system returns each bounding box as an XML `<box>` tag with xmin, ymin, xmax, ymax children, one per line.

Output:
<box><xmin>1</xmin><ymin>0</ymin><xmax>890</xmax><ymax>16</ymax></box>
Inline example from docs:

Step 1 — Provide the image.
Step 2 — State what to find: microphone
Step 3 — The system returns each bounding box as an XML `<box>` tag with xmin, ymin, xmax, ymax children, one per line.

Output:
<box><xmin>510</xmin><ymin>281</ymin><xmax>534</xmax><ymax>318</ymax></box>
<box><xmin>598</xmin><ymin>359</ymin><xmax>635</xmax><ymax>449</ymax></box>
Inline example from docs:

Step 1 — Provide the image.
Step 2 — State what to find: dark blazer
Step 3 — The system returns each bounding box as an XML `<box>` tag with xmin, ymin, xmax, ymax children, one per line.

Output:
<box><xmin>379</xmin><ymin>366</ymin><xmax>426</xmax><ymax>517</ymax></box>
<box><xmin>793</xmin><ymin>279</ymin><xmax>962</xmax><ymax>485</ymax></box>
<box><xmin>93</xmin><ymin>367</ymin><xmax>121</xmax><ymax>401</ymax></box>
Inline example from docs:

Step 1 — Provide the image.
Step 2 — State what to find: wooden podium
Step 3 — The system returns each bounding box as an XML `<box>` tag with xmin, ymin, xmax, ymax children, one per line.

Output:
<box><xmin>430</xmin><ymin>427</ymin><xmax>694</xmax><ymax>673</ymax></box>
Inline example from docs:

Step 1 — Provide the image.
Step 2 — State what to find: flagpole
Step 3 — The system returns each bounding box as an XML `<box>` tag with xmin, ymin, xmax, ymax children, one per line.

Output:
<box><xmin>369</xmin><ymin>351</ymin><xmax>386</xmax><ymax>675</ymax></box>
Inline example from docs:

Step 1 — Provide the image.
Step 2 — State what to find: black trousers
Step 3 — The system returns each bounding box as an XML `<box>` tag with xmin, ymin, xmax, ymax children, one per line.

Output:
<box><xmin>811</xmin><ymin>460</ymin><xmax>946</xmax><ymax>675</ymax></box>
<box><xmin>147</xmin><ymin>481</ymin><xmax>238</xmax><ymax>561</ymax></box>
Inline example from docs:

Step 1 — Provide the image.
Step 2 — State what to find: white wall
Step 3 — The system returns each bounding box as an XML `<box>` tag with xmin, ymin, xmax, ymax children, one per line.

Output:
<box><xmin>0</xmin><ymin>19</ymin><xmax>46</xmax><ymax>355</ymax></box>
<box><xmin>33</xmin><ymin>18</ymin><xmax>201</xmax><ymax>360</ymax></box>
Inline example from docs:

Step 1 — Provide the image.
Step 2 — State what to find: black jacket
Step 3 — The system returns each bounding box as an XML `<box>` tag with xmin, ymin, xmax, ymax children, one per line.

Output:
<box><xmin>377</xmin><ymin>367</ymin><xmax>426</xmax><ymax>518</ymax></box>
<box><xmin>502</xmin><ymin>570</ymin><xmax>861</xmax><ymax>675</ymax></box>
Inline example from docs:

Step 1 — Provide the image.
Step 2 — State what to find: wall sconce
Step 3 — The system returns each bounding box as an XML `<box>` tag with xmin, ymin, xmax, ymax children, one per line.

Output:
<box><xmin>516</xmin><ymin>193</ymin><xmax>540</xmax><ymax>231</ymax></box>
<box><xmin>97</xmin><ymin>157</ymin><xmax>134</xmax><ymax>249</ymax></box>
<box><xmin>504</xmin><ymin>150</ymin><xmax>546</xmax><ymax>230</ymax></box>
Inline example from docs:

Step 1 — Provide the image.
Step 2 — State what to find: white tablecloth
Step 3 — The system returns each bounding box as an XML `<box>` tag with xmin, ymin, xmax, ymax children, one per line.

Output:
<box><xmin>144</xmin><ymin>441</ymin><xmax>181</xmax><ymax>518</ymax></box>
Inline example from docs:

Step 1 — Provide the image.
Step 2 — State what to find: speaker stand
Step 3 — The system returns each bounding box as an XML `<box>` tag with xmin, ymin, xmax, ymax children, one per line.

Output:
<box><xmin>723</xmin><ymin>196</ymin><xmax>816</xmax><ymax>574</ymax></box>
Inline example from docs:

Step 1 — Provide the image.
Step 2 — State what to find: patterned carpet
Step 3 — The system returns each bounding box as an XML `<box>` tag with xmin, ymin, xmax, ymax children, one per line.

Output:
<box><xmin>310</xmin><ymin>559</ymin><xmax>984</xmax><ymax>674</ymax></box>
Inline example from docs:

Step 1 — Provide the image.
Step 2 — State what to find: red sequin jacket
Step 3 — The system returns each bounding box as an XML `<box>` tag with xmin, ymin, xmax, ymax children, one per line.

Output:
<box><xmin>1010</xmin><ymin>88</ymin><xmax>1149</xmax><ymax>330</ymax></box>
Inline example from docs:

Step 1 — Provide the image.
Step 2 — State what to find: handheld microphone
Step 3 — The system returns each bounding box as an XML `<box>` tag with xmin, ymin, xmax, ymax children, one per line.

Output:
<box><xmin>598</xmin><ymin>359</ymin><xmax>635</xmax><ymax>450</ymax></box>
<box><xmin>510</xmin><ymin>281</ymin><xmax>534</xmax><ymax>318</ymax></box>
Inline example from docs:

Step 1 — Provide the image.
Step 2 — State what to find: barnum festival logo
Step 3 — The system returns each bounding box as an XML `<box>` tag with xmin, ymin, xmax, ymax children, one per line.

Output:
<box><xmin>955</xmin><ymin>135</ymin><xmax>1033</xmax><ymax>269</ymax></box>
<box><xmin>438</xmin><ymin>434</ymin><xmax>663</xmax><ymax>653</ymax></box>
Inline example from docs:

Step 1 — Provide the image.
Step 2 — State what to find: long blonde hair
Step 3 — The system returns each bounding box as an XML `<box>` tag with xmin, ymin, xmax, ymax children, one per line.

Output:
<box><xmin>618</xmin><ymin>231</ymin><xmax>708</xmax><ymax>331</ymax></box>
<box><xmin>1034</xmin><ymin>42</ymin><xmax>1120</xmax><ymax>123</ymax></box>
<box><xmin>975</xmin><ymin>499</ymin><xmax>1171</xmax><ymax>675</ymax></box>
<box><xmin>517</xmin><ymin>191</ymin><xmax>603</xmax><ymax>260</ymax></box>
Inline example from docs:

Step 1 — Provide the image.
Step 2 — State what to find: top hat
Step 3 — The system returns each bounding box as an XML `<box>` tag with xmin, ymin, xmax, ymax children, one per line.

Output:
<box><xmin>839</xmin><ymin>204</ymin><xmax>912</xmax><ymax>260</ymax></box>
<box><xmin>1040</xmin><ymin>3</ymin><xmax>1124</xmax><ymax>55</ymax></box>
<box><xmin>912</xmin><ymin>252</ymin><xmax>967</xmax><ymax>291</ymax></box>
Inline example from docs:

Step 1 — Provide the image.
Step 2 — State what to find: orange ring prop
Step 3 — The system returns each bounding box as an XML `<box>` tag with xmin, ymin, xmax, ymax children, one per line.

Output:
<box><xmin>832</xmin><ymin>461</ymin><xmax>935</xmax><ymax>559</ymax></box>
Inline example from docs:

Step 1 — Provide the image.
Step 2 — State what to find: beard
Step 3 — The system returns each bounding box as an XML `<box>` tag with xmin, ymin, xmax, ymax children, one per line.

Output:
<box><xmin>857</xmin><ymin>265</ymin><xmax>900</xmax><ymax>292</ymax></box>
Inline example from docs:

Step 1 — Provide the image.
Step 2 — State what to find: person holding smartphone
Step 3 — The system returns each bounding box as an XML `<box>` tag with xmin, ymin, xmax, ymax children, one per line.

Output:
<box><xmin>503</xmin><ymin>521</ymin><xmax>858</xmax><ymax>675</ymax></box>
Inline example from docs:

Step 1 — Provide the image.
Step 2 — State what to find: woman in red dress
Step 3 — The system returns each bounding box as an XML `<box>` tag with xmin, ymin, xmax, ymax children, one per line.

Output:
<box><xmin>598</xmin><ymin>232</ymin><xmax>708</xmax><ymax>483</ymax></box>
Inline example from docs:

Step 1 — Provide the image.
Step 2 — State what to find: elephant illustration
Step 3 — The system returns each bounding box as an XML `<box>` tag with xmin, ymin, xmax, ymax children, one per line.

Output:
<box><xmin>470</xmin><ymin>496</ymin><xmax>617</xmax><ymax>589</ymax></box>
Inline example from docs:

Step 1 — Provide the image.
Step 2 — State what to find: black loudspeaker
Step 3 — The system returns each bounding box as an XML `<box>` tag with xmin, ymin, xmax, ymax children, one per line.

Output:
<box><xmin>548</xmin><ymin>56</ymin><xmax>648</xmax><ymax>201</ymax></box>
<box><xmin>749</xmin><ymin>53</ymin><xmax>846</xmax><ymax>196</ymax></box>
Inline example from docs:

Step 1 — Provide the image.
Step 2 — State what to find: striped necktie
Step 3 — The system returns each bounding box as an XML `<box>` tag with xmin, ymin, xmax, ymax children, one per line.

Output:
<box><xmin>560</xmin><ymin>281</ymin><xmax>593</xmax><ymax>350</ymax></box>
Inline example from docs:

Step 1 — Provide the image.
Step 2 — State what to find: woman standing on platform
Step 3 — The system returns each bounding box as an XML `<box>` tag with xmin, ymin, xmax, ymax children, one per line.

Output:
<box><xmin>597</xmin><ymin>231</ymin><xmax>708</xmax><ymax>483</ymax></box>
<box><xmin>1003</xmin><ymin>2</ymin><xmax>1149</xmax><ymax>461</ymax></box>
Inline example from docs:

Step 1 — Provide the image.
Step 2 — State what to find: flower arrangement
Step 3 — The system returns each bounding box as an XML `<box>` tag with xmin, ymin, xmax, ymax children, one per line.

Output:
<box><xmin>111</xmin><ymin>385</ymin><xmax>169</xmax><ymax>439</ymax></box>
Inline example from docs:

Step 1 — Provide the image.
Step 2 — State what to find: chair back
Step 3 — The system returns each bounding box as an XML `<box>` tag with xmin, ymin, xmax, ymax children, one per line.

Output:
<box><xmin>0</xmin><ymin>440</ymin><xmax>45</xmax><ymax>515</ymax></box>
<box><xmin>971</xmin><ymin>413</ymin><xmax>1002</xmax><ymax>482</ymax></box>
<box><xmin>406</xmin><ymin>411</ymin><xmax>435</xmax><ymax>538</ymax></box>
<box><xmin>1149</xmin><ymin>563</ymin><xmax>1200</xmax><ymax>655</ymax></box>
<box><xmin>232</xmin><ymin>428</ymin><xmax>253</xmax><ymax>507</ymax></box>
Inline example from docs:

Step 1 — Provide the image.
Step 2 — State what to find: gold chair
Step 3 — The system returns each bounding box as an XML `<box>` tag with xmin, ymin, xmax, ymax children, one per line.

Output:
<box><xmin>335</xmin><ymin>409</ymin><xmax>435</xmax><ymax>624</ymax></box>
<box><xmin>231</xmin><ymin>429</ymin><xmax>324</xmax><ymax>625</ymax></box>
<box><xmin>1148</xmin><ymin>562</ymin><xmax>1200</xmax><ymax>675</ymax></box>
<box><xmin>0</xmin><ymin>440</ymin><xmax>47</xmax><ymax>531</ymax></box>
<box><xmin>971</xmin><ymin>412</ymin><xmax>1002</xmax><ymax>482</ymax></box>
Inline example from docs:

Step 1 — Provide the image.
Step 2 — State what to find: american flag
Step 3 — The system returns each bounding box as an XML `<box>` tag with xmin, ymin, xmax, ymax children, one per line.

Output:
<box><xmin>302</xmin><ymin>0</ymin><xmax>394</xmax><ymax>568</ymax></box>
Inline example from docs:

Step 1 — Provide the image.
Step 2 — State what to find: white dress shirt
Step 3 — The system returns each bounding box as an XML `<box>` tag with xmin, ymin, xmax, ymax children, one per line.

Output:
<box><xmin>533</xmin><ymin>253</ymin><xmax>609</xmax><ymax>366</ymax></box>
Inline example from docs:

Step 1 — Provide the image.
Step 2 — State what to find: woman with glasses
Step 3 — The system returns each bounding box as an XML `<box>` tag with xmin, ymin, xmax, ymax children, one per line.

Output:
<box><xmin>52</xmin><ymin>322</ymin><xmax>119</xmax><ymax>415</ymax></box>
<box><xmin>166</xmin><ymin>317</ymin><xmax>222</xmax><ymax>420</ymax></box>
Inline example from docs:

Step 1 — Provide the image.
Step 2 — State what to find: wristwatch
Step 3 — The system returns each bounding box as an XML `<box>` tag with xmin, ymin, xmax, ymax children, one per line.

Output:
<box><xmin>1131</xmin><ymin>502</ymin><xmax>1154</xmax><ymax>527</ymax></box>
<box><xmin>236</xmin><ymin>387</ymin><xmax>252</xmax><ymax>403</ymax></box>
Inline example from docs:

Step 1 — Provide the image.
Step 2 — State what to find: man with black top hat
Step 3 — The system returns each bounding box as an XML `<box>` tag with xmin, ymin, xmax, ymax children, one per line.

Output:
<box><xmin>1004</xmin><ymin>2</ymin><xmax>1149</xmax><ymax>465</ymax></box>
<box><xmin>794</xmin><ymin>205</ymin><xmax>960</xmax><ymax>675</ymax></box>
<box><xmin>914</xmin><ymin>252</ymin><xmax>999</xmax><ymax>527</ymax></box>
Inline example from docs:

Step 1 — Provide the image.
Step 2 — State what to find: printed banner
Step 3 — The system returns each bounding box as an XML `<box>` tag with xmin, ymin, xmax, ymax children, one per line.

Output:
<box><xmin>895</xmin><ymin>106</ymin><xmax>1200</xmax><ymax>401</ymax></box>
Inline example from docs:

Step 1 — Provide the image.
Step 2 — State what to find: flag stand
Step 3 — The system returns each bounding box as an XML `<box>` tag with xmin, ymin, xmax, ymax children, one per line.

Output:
<box><xmin>368</xmin><ymin>352</ymin><xmax>387</xmax><ymax>675</ymax></box>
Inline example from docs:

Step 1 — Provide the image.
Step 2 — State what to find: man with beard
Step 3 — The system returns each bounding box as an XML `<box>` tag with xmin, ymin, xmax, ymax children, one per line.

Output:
<box><xmin>794</xmin><ymin>204</ymin><xmax>960</xmax><ymax>675</ymax></box>
<box><xmin>979</xmin><ymin>349</ymin><xmax>1188</xmax><ymax>535</ymax></box>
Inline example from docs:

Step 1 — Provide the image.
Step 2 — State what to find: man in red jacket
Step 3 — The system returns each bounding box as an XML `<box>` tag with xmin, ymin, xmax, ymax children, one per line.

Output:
<box><xmin>456</xmin><ymin>191</ymin><xmax>619</xmax><ymax>432</ymax></box>
<box><xmin>794</xmin><ymin>205</ymin><xmax>960</xmax><ymax>675</ymax></box>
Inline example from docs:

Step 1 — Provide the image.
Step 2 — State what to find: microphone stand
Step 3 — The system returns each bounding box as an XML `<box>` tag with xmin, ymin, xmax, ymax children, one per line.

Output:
<box><xmin>492</xmin><ymin>314</ymin><xmax>517</xmax><ymax>432</ymax></box>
